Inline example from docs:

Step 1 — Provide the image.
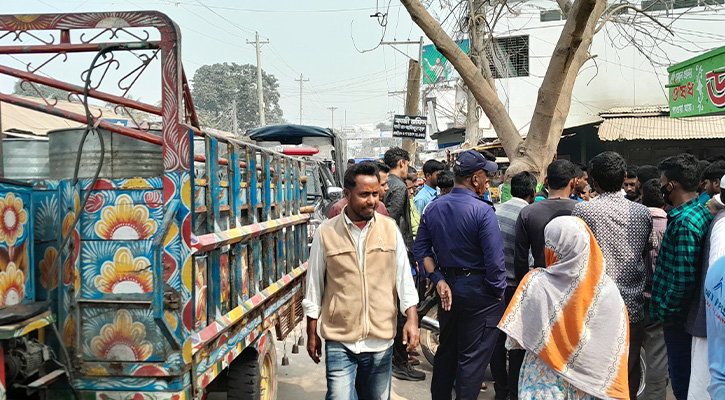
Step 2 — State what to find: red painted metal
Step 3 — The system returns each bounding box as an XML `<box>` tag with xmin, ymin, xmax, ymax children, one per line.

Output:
<box><xmin>0</xmin><ymin>64</ymin><xmax>162</xmax><ymax>115</ymax></box>
<box><xmin>283</xmin><ymin>147</ymin><xmax>319</xmax><ymax>156</ymax></box>
<box><xmin>0</xmin><ymin>42</ymin><xmax>160</xmax><ymax>54</ymax></box>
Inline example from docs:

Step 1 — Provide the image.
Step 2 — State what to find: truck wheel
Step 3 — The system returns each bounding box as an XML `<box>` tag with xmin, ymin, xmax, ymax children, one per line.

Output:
<box><xmin>227</xmin><ymin>331</ymin><xmax>278</xmax><ymax>400</ymax></box>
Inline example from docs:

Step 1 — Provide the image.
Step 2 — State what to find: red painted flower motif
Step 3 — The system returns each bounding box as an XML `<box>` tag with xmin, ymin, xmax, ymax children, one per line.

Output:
<box><xmin>144</xmin><ymin>191</ymin><xmax>162</xmax><ymax>208</ymax></box>
<box><xmin>84</xmin><ymin>193</ymin><xmax>104</xmax><ymax>213</ymax></box>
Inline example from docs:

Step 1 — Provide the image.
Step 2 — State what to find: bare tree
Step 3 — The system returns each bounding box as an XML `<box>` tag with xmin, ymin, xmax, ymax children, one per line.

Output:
<box><xmin>403</xmin><ymin>0</ymin><xmax>609</xmax><ymax>179</ymax></box>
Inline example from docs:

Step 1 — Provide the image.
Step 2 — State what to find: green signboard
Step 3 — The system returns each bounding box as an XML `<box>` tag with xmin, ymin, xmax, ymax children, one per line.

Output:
<box><xmin>422</xmin><ymin>39</ymin><xmax>469</xmax><ymax>84</ymax></box>
<box><xmin>668</xmin><ymin>45</ymin><xmax>725</xmax><ymax>118</ymax></box>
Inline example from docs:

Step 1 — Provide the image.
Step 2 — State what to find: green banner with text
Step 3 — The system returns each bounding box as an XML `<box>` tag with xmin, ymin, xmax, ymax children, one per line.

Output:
<box><xmin>668</xmin><ymin>46</ymin><xmax>725</xmax><ymax>118</ymax></box>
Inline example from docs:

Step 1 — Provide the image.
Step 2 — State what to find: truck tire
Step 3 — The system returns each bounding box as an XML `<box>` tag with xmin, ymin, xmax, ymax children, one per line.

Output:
<box><xmin>227</xmin><ymin>331</ymin><xmax>278</xmax><ymax>400</ymax></box>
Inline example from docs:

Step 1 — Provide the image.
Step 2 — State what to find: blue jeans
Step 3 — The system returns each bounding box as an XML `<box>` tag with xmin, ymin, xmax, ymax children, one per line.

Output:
<box><xmin>325</xmin><ymin>341</ymin><xmax>392</xmax><ymax>400</ymax></box>
<box><xmin>663</xmin><ymin>324</ymin><xmax>692</xmax><ymax>400</ymax></box>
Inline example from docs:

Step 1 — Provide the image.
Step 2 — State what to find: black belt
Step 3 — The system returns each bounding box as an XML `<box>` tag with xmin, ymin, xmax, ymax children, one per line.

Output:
<box><xmin>440</xmin><ymin>268</ymin><xmax>485</xmax><ymax>277</ymax></box>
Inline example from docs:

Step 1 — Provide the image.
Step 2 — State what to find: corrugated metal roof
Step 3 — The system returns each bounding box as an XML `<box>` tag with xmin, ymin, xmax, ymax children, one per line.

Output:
<box><xmin>599</xmin><ymin>113</ymin><xmax>725</xmax><ymax>141</ymax></box>
<box><xmin>1</xmin><ymin>96</ymin><xmax>129</xmax><ymax>135</ymax></box>
<box><xmin>600</xmin><ymin>105</ymin><xmax>670</xmax><ymax>116</ymax></box>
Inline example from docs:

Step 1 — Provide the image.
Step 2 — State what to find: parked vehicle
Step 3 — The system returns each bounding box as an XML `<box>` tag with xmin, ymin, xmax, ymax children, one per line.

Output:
<box><xmin>0</xmin><ymin>11</ymin><xmax>310</xmax><ymax>400</ymax></box>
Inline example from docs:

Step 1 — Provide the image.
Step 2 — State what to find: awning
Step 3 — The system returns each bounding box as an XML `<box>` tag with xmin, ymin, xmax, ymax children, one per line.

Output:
<box><xmin>247</xmin><ymin>124</ymin><xmax>333</xmax><ymax>145</ymax></box>
<box><xmin>598</xmin><ymin>105</ymin><xmax>725</xmax><ymax>141</ymax></box>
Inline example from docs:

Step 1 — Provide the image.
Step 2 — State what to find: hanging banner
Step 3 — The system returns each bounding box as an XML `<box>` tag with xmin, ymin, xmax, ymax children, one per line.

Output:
<box><xmin>668</xmin><ymin>45</ymin><xmax>725</xmax><ymax>118</ymax></box>
<box><xmin>392</xmin><ymin>114</ymin><xmax>427</xmax><ymax>139</ymax></box>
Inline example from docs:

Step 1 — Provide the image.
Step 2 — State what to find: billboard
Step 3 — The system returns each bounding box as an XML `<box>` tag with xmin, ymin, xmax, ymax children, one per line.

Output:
<box><xmin>668</xmin><ymin>45</ymin><xmax>725</xmax><ymax>118</ymax></box>
<box><xmin>422</xmin><ymin>40</ymin><xmax>469</xmax><ymax>84</ymax></box>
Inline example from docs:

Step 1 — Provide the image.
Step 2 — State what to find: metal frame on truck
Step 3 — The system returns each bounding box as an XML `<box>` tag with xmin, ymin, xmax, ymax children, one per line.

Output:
<box><xmin>0</xmin><ymin>11</ymin><xmax>309</xmax><ymax>400</ymax></box>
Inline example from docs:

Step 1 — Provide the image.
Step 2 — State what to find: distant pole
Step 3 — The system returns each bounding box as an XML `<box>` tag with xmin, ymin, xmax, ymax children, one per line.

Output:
<box><xmin>295</xmin><ymin>73</ymin><xmax>309</xmax><ymax>125</ymax></box>
<box><xmin>328</xmin><ymin>106</ymin><xmax>338</xmax><ymax>131</ymax></box>
<box><xmin>403</xmin><ymin>59</ymin><xmax>421</xmax><ymax>163</ymax></box>
<box><xmin>247</xmin><ymin>32</ymin><xmax>269</xmax><ymax>126</ymax></box>
<box><xmin>232</xmin><ymin>99</ymin><xmax>238</xmax><ymax>136</ymax></box>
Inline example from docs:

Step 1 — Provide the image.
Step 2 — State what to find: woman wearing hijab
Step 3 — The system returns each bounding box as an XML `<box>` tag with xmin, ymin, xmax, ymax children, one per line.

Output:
<box><xmin>498</xmin><ymin>216</ymin><xmax>630</xmax><ymax>400</ymax></box>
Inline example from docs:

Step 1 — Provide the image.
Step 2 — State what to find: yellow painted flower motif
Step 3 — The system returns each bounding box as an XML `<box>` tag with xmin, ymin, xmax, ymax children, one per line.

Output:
<box><xmin>0</xmin><ymin>263</ymin><xmax>25</xmax><ymax>306</ymax></box>
<box><xmin>0</xmin><ymin>193</ymin><xmax>27</xmax><ymax>247</ymax></box>
<box><xmin>94</xmin><ymin>194</ymin><xmax>157</xmax><ymax>240</ymax></box>
<box><xmin>63</xmin><ymin>314</ymin><xmax>76</xmax><ymax>347</ymax></box>
<box><xmin>39</xmin><ymin>247</ymin><xmax>58</xmax><ymax>290</ymax></box>
<box><xmin>165</xmin><ymin>311</ymin><xmax>178</xmax><ymax>331</ymax></box>
<box><xmin>95</xmin><ymin>248</ymin><xmax>153</xmax><ymax>294</ymax></box>
<box><xmin>90</xmin><ymin>310</ymin><xmax>153</xmax><ymax>361</ymax></box>
<box><xmin>85</xmin><ymin>366</ymin><xmax>109</xmax><ymax>376</ymax></box>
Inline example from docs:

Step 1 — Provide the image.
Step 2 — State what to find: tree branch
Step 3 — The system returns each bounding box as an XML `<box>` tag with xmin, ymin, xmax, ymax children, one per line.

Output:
<box><xmin>524</xmin><ymin>0</ymin><xmax>607</xmax><ymax>162</ymax></box>
<box><xmin>557</xmin><ymin>0</ymin><xmax>573</xmax><ymax>16</ymax></box>
<box><xmin>401</xmin><ymin>0</ymin><xmax>523</xmax><ymax>158</ymax></box>
<box><xmin>595</xmin><ymin>5</ymin><xmax>674</xmax><ymax>35</ymax></box>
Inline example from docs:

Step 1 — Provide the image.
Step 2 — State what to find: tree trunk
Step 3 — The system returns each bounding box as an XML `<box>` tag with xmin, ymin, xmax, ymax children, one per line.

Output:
<box><xmin>401</xmin><ymin>0</ymin><xmax>607</xmax><ymax>181</ymax></box>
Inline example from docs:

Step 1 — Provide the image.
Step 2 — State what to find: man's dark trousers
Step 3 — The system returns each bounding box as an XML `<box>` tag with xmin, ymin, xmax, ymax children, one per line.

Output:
<box><xmin>431</xmin><ymin>271</ymin><xmax>504</xmax><ymax>400</ymax></box>
<box><xmin>490</xmin><ymin>285</ymin><xmax>525</xmax><ymax>400</ymax></box>
<box><xmin>663</xmin><ymin>324</ymin><xmax>692</xmax><ymax>400</ymax></box>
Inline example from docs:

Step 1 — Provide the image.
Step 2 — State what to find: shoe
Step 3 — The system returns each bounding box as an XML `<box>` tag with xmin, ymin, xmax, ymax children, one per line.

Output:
<box><xmin>392</xmin><ymin>364</ymin><xmax>426</xmax><ymax>381</ymax></box>
<box><xmin>408</xmin><ymin>358</ymin><xmax>421</xmax><ymax>366</ymax></box>
<box><xmin>410</xmin><ymin>350</ymin><xmax>420</xmax><ymax>357</ymax></box>
<box><xmin>481</xmin><ymin>382</ymin><xmax>487</xmax><ymax>391</ymax></box>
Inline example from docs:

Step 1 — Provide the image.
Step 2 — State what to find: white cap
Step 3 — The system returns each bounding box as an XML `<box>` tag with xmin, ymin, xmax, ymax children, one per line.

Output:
<box><xmin>721</xmin><ymin>173</ymin><xmax>725</xmax><ymax>190</ymax></box>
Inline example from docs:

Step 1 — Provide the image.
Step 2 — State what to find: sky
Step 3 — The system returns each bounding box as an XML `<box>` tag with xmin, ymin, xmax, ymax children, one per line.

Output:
<box><xmin>1</xmin><ymin>0</ymin><xmax>431</xmax><ymax>130</ymax></box>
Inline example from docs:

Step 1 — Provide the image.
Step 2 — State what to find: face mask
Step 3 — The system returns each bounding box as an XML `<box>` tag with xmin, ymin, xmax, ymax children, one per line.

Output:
<box><xmin>661</xmin><ymin>183</ymin><xmax>673</xmax><ymax>205</ymax></box>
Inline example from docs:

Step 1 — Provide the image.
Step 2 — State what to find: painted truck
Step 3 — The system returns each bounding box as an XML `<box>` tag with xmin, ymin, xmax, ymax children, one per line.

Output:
<box><xmin>0</xmin><ymin>11</ymin><xmax>310</xmax><ymax>400</ymax></box>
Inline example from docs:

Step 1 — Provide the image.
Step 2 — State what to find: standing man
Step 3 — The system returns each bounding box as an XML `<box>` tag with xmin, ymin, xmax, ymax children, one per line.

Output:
<box><xmin>650</xmin><ymin>153</ymin><xmax>714</xmax><ymax>400</ymax></box>
<box><xmin>490</xmin><ymin>171</ymin><xmax>537</xmax><ymax>400</ymax></box>
<box><xmin>514</xmin><ymin>160</ymin><xmax>580</xmax><ymax>282</ymax></box>
<box><xmin>704</xmin><ymin>255</ymin><xmax>725</xmax><ymax>399</ymax></box>
<box><xmin>415</xmin><ymin>160</ymin><xmax>445</xmax><ymax>213</ymax></box>
<box><xmin>572</xmin><ymin>151</ymin><xmax>654</xmax><ymax>400</ymax></box>
<box><xmin>414</xmin><ymin>150</ymin><xmax>506</xmax><ymax>400</ymax></box>
<box><xmin>303</xmin><ymin>162</ymin><xmax>419</xmax><ymax>399</ymax></box>
<box><xmin>381</xmin><ymin>147</ymin><xmax>424</xmax><ymax>381</ymax></box>
<box><xmin>685</xmin><ymin>173</ymin><xmax>725</xmax><ymax>400</ymax></box>
<box><xmin>624</xmin><ymin>166</ymin><xmax>642</xmax><ymax>202</ymax></box>
<box><xmin>701</xmin><ymin>160</ymin><xmax>725</xmax><ymax>200</ymax></box>
<box><xmin>640</xmin><ymin>178</ymin><xmax>670</xmax><ymax>400</ymax></box>
<box><xmin>329</xmin><ymin>161</ymin><xmax>390</xmax><ymax>218</ymax></box>
<box><xmin>571</xmin><ymin>163</ymin><xmax>588</xmax><ymax>202</ymax></box>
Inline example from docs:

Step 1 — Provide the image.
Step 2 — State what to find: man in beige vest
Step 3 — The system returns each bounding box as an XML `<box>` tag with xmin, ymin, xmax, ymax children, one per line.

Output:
<box><xmin>303</xmin><ymin>162</ymin><xmax>419</xmax><ymax>400</ymax></box>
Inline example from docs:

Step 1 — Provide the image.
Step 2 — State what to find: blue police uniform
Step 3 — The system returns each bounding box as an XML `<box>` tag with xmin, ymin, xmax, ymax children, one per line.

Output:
<box><xmin>414</xmin><ymin>151</ymin><xmax>506</xmax><ymax>400</ymax></box>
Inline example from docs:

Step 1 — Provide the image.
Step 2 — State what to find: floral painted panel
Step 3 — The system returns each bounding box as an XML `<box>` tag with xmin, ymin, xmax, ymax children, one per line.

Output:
<box><xmin>194</xmin><ymin>255</ymin><xmax>207</xmax><ymax>330</ymax></box>
<box><xmin>79</xmin><ymin>190</ymin><xmax>162</xmax><ymax>241</ymax></box>
<box><xmin>81</xmin><ymin>308</ymin><xmax>166</xmax><ymax>362</ymax></box>
<box><xmin>80</xmin><ymin>240</ymin><xmax>154</xmax><ymax>299</ymax></box>
<box><xmin>0</xmin><ymin>190</ymin><xmax>33</xmax><ymax>307</ymax></box>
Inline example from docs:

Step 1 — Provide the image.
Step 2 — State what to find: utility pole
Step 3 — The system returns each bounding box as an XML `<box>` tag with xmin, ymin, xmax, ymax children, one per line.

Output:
<box><xmin>232</xmin><ymin>99</ymin><xmax>238</xmax><ymax>136</ymax></box>
<box><xmin>403</xmin><ymin>59</ymin><xmax>421</xmax><ymax>163</ymax></box>
<box><xmin>381</xmin><ymin>38</ymin><xmax>424</xmax><ymax>163</ymax></box>
<box><xmin>295</xmin><ymin>74</ymin><xmax>309</xmax><ymax>125</ymax></box>
<box><xmin>466</xmin><ymin>0</ymin><xmax>486</xmax><ymax>146</ymax></box>
<box><xmin>247</xmin><ymin>32</ymin><xmax>269</xmax><ymax>127</ymax></box>
<box><xmin>327</xmin><ymin>107</ymin><xmax>338</xmax><ymax>131</ymax></box>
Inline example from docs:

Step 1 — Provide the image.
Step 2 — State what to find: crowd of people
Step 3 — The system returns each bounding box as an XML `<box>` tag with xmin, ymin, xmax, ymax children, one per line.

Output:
<box><xmin>303</xmin><ymin>146</ymin><xmax>725</xmax><ymax>400</ymax></box>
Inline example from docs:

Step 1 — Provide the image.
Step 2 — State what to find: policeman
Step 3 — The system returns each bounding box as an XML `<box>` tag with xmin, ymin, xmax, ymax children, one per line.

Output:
<box><xmin>414</xmin><ymin>150</ymin><xmax>506</xmax><ymax>400</ymax></box>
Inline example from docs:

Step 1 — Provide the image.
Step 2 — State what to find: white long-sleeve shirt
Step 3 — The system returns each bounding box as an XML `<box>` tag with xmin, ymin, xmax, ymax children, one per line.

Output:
<box><xmin>303</xmin><ymin>212</ymin><xmax>419</xmax><ymax>354</ymax></box>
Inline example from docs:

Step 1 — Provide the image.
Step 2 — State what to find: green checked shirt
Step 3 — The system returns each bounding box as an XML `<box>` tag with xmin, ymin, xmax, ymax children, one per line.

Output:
<box><xmin>650</xmin><ymin>198</ymin><xmax>713</xmax><ymax>325</ymax></box>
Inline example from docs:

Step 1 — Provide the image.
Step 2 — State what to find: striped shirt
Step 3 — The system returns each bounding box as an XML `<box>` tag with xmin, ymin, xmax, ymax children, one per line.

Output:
<box><xmin>496</xmin><ymin>197</ymin><xmax>529</xmax><ymax>287</ymax></box>
<box><xmin>650</xmin><ymin>198</ymin><xmax>713</xmax><ymax>325</ymax></box>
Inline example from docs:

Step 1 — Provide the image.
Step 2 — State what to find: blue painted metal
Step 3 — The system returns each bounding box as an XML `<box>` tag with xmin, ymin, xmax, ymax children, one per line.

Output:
<box><xmin>205</xmin><ymin>136</ymin><xmax>221</xmax><ymax>322</ymax></box>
